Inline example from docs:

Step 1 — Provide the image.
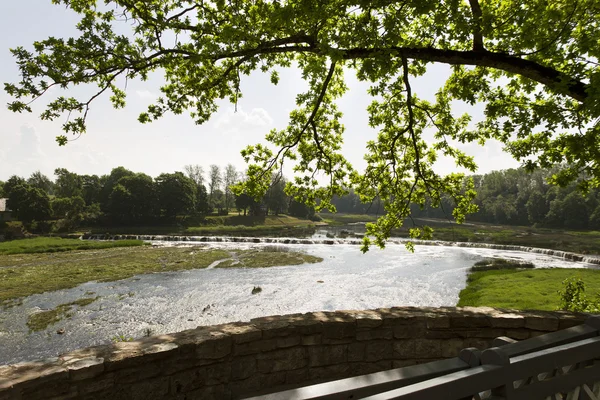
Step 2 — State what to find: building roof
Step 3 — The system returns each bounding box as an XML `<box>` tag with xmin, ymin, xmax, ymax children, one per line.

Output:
<box><xmin>0</xmin><ymin>198</ymin><xmax>7</xmax><ymax>213</ymax></box>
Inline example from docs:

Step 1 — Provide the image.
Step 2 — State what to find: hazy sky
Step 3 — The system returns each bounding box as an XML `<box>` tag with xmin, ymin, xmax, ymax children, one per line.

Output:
<box><xmin>0</xmin><ymin>1</ymin><xmax>520</xmax><ymax>182</ymax></box>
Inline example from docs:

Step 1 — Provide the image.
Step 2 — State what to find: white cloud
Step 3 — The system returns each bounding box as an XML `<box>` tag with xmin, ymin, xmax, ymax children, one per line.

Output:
<box><xmin>214</xmin><ymin>107</ymin><xmax>274</xmax><ymax>130</ymax></box>
<box><xmin>135</xmin><ymin>90</ymin><xmax>157</xmax><ymax>100</ymax></box>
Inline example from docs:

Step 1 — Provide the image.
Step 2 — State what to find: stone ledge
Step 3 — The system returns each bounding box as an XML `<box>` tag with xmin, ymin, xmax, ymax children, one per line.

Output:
<box><xmin>0</xmin><ymin>307</ymin><xmax>589</xmax><ymax>400</ymax></box>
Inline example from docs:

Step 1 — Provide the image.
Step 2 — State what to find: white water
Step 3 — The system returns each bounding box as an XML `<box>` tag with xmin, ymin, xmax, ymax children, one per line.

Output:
<box><xmin>0</xmin><ymin>240</ymin><xmax>596</xmax><ymax>365</ymax></box>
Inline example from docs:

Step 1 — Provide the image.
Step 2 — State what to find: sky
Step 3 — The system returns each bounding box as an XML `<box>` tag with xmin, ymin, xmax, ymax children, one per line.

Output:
<box><xmin>0</xmin><ymin>1</ymin><xmax>520</xmax><ymax>182</ymax></box>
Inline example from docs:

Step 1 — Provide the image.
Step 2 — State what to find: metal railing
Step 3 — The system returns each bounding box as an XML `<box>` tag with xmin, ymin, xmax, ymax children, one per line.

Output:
<box><xmin>245</xmin><ymin>317</ymin><xmax>600</xmax><ymax>400</ymax></box>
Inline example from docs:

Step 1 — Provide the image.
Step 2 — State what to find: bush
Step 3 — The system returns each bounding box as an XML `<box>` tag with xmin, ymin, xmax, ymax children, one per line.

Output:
<box><xmin>558</xmin><ymin>277</ymin><xmax>600</xmax><ymax>313</ymax></box>
<box><xmin>471</xmin><ymin>258</ymin><xmax>535</xmax><ymax>272</ymax></box>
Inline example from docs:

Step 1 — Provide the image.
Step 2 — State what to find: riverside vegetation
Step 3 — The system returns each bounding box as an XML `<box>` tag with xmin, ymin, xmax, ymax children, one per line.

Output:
<box><xmin>0</xmin><ymin>238</ymin><xmax>323</xmax><ymax>331</ymax></box>
<box><xmin>458</xmin><ymin>259</ymin><xmax>600</xmax><ymax>312</ymax></box>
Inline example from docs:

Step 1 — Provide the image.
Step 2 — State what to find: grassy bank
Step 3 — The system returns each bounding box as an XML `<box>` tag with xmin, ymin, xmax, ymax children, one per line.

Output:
<box><xmin>388</xmin><ymin>218</ymin><xmax>600</xmax><ymax>255</ymax></box>
<box><xmin>457</xmin><ymin>268</ymin><xmax>600</xmax><ymax>311</ymax></box>
<box><xmin>0</xmin><ymin>237</ymin><xmax>144</xmax><ymax>255</ymax></box>
<box><xmin>88</xmin><ymin>215</ymin><xmax>317</xmax><ymax>237</ymax></box>
<box><xmin>0</xmin><ymin>245</ymin><xmax>322</xmax><ymax>305</ymax></box>
<box><xmin>319</xmin><ymin>213</ymin><xmax>380</xmax><ymax>226</ymax></box>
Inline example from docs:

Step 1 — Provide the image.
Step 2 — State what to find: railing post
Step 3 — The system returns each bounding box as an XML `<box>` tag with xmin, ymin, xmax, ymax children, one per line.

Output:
<box><xmin>481</xmin><ymin>347</ymin><xmax>512</xmax><ymax>400</ymax></box>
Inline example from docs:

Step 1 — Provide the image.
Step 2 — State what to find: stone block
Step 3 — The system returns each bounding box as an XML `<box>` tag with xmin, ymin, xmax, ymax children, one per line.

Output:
<box><xmin>195</xmin><ymin>333</ymin><xmax>232</xmax><ymax>360</ymax></box>
<box><xmin>251</xmin><ymin>318</ymin><xmax>291</xmax><ymax>339</ymax></box>
<box><xmin>277</xmin><ymin>336</ymin><xmax>301</xmax><ymax>348</ymax></box>
<box><xmin>489</xmin><ymin>313</ymin><xmax>525</xmax><ymax>329</ymax></box>
<box><xmin>115</xmin><ymin>363</ymin><xmax>161</xmax><ymax>384</ymax></box>
<box><xmin>525</xmin><ymin>316</ymin><xmax>559</xmax><ymax>331</ymax></box>
<box><xmin>308</xmin><ymin>345</ymin><xmax>347</xmax><ymax>367</ymax></box>
<box><xmin>349</xmin><ymin>360</ymin><xmax>392</xmax><ymax>376</ymax></box>
<box><xmin>414</xmin><ymin>339</ymin><xmax>442</xmax><ymax>359</ymax></box>
<box><xmin>285</xmin><ymin>368</ymin><xmax>309</xmax><ymax>385</ymax></box>
<box><xmin>231</xmin><ymin>356</ymin><xmax>257</xmax><ymax>380</ymax></box>
<box><xmin>426</xmin><ymin>315</ymin><xmax>451</xmax><ymax>329</ymax></box>
<box><xmin>22</xmin><ymin>381</ymin><xmax>78</xmax><ymax>400</ymax></box>
<box><xmin>392</xmin><ymin>360</ymin><xmax>417</xmax><ymax>369</ymax></box>
<box><xmin>365</xmin><ymin>341</ymin><xmax>393</xmax><ymax>362</ymax></box>
<box><xmin>128</xmin><ymin>376</ymin><xmax>170</xmax><ymax>400</ymax></box>
<box><xmin>441</xmin><ymin>339</ymin><xmax>466</xmax><ymax>358</ymax></box>
<box><xmin>301</xmin><ymin>335</ymin><xmax>322</xmax><ymax>346</ymax></box>
<box><xmin>393</xmin><ymin>323</ymin><xmax>426</xmax><ymax>339</ymax></box>
<box><xmin>77</xmin><ymin>373</ymin><xmax>115</xmax><ymax>394</ymax></box>
<box><xmin>505</xmin><ymin>329</ymin><xmax>530</xmax><ymax>340</ymax></box>
<box><xmin>450</xmin><ymin>315</ymin><xmax>491</xmax><ymax>329</ymax></box>
<box><xmin>348</xmin><ymin>342</ymin><xmax>366</xmax><ymax>362</ymax></box>
<box><xmin>175</xmin><ymin>384</ymin><xmax>227</xmax><ymax>400</ymax></box>
<box><xmin>234</xmin><ymin>338</ymin><xmax>278</xmax><ymax>356</ymax></box>
<box><xmin>65</xmin><ymin>358</ymin><xmax>105</xmax><ymax>381</ymax></box>
<box><xmin>323</xmin><ymin>322</ymin><xmax>356</xmax><ymax>339</ymax></box>
<box><xmin>219</xmin><ymin>323</ymin><xmax>262</xmax><ymax>344</ymax></box>
<box><xmin>393</xmin><ymin>340</ymin><xmax>416</xmax><ymax>359</ymax></box>
<box><xmin>256</xmin><ymin>348</ymin><xmax>307</xmax><ymax>373</ymax></box>
<box><xmin>356</xmin><ymin>328</ymin><xmax>393</xmax><ymax>341</ymax></box>
<box><xmin>463</xmin><ymin>338</ymin><xmax>492</xmax><ymax>350</ymax></box>
<box><xmin>308</xmin><ymin>364</ymin><xmax>351</xmax><ymax>381</ymax></box>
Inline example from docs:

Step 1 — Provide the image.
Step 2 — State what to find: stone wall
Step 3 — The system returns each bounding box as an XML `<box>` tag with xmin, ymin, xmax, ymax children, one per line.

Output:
<box><xmin>0</xmin><ymin>307</ymin><xmax>587</xmax><ymax>400</ymax></box>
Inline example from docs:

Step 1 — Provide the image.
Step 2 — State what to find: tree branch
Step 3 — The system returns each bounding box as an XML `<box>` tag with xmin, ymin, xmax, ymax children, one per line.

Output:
<box><xmin>468</xmin><ymin>0</ymin><xmax>485</xmax><ymax>51</ymax></box>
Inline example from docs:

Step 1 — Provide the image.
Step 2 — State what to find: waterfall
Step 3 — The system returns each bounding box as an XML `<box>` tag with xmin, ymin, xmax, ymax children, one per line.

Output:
<box><xmin>82</xmin><ymin>234</ymin><xmax>600</xmax><ymax>265</ymax></box>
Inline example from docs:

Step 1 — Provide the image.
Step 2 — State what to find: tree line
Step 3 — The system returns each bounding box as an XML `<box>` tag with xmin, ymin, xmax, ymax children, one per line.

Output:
<box><xmin>327</xmin><ymin>167</ymin><xmax>600</xmax><ymax>230</ymax></box>
<box><xmin>0</xmin><ymin>164</ymin><xmax>315</xmax><ymax>231</ymax></box>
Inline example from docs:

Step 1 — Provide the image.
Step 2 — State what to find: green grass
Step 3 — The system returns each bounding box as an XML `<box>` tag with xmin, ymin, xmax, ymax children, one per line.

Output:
<box><xmin>87</xmin><ymin>215</ymin><xmax>317</xmax><ymax>236</ymax></box>
<box><xmin>26</xmin><ymin>297</ymin><xmax>99</xmax><ymax>332</ymax></box>
<box><xmin>215</xmin><ymin>249</ymin><xmax>323</xmax><ymax>268</ymax></box>
<box><xmin>385</xmin><ymin>217</ymin><xmax>600</xmax><ymax>255</ymax></box>
<box><xmin>0</xmin><ymin>237</ymin><xmax>144</xmax><ymax>255</ymax></box>
<box><xmin>185</xmin><ymin>225</ymin><xmax>316</xmax><ymax>237</ymax></box>
<box><xmin>457</xmin><ymin>268</ymin><xmax>600</xmax><ymax>311</ymax></box>
<box><xmin>319</xmin><ymin>213</ymin><xmax>380</xmax><ymax>226</ymax></box>
<box><xmin>0</xmin><ymin>246</ymin><xmax>231</xmax><ymax>304</ymax></box>
<box><xmin>0</xmin><ymin>245</ymin><xmax>324</xmax><ymax>304</ymax></box>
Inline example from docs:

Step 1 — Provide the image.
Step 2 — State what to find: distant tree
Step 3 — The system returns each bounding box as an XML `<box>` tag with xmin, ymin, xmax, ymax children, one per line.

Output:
<box><xmin>235</xmin><ymin>193</ymin><xmax>254</xmax><ymax>216</ymax></box>
<box><xmin>288</xmin><ymin>198</ymin><xmax>315</xmax><ymax>220</ymax></box>
<box><xmin>52</xmin><ymin>196</ymin><xmax>85</xmax><ymax>220</ymax></box>
<box><xmin>54</xmin><ymin>168</ymin><xmax>83</xmax><ymax>198</ymax></box>
<box><xmin>223</xmin><ymin>164</ymin><xmax>237</xmax><ymax>211</ymax></box>
<box><xmin>4</xmin><ymin>176</ymin><xmax>26</xmax><ymax>198</ymax></box>
<box><xmin>108</xmin><ymin>173</ymin><xmax>157</xmax><ymax>223</ymax></box>
<box><xmin>7</xmin><ymin>184</ymin><xmax>52</xmax><ymax>223</ymax></box>
<box><xmin>27</xmin><ymin>171</ymin><xmax>54</xmax><ymax>194</ymax></box>
<box><xmin>526</xmin><ymin>190</ymin><xmax>548</xmax><ymax>225</ymax></box>
<box><xmin>155</xmin><ymin>172</ymin><xmax>196</xmax><ymax>218</ymax></box>
<box><xmin>183</xmin><ymin>164</ymin><xmax>209</xmax><ymax>215</ymax></box>
<box><xmin>265</xmin><ymin>176</ymin><xmax>288</xmax><ymax>216</ymax></box>
<box><xmin>183</xmin><ymin>164</ymin><xmax>205</xmax><ymax>187</ymax></box>
<box><xmin>81</xmin><ymin>174</ymin><xmax>102</xmax><ymax>206</ymax></box>
<box><xmin>195</xmin><ymin>184</ymin><xmax>210</xmax><ymax>215</ymax></box>
<box><xmin>99</xmin><ymin>167</ymin><xmax>135</xmax><ymax>211</ymax></box>
<box><xmin>208</xmin><ymin>165</ymin><xmax>222</xmax><ymax>210</ymax></box>
<box><xmin>0</xmin><ymin>180</ymin><xmax>5</xmax><ymax>197</ymax></box>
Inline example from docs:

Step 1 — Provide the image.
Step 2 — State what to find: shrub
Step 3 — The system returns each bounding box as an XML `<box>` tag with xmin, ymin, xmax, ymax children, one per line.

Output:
<box><xmin>558</xmin><ymin>277</ymin><xmax>600</xmax><ymax>313</ymax></box>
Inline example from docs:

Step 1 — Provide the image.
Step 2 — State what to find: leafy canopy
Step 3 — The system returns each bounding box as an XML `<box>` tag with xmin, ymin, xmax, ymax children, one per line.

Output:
<box><xmin>5</xmin><ymin>0</ymin><xmax>600</xmax><ymax>250</ymax></box>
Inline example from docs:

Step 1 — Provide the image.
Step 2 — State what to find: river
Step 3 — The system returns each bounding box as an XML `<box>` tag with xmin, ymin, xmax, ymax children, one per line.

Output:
<box><xmin>0</xmin><ymin>237</ymin><xmax>597</xmax><ymax>365</ymax></box>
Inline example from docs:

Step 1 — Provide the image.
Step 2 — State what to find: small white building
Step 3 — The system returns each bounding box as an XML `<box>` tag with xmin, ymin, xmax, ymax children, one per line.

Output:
<box><xmin>0</xmin><ymin>198</ymin><xmax>12</xmax><ymax>222</ymax></box>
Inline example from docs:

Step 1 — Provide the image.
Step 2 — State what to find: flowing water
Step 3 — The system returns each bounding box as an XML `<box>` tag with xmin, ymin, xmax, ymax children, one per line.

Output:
<box><xmin>0</xmin><ymin>237</ymin><xmax>598</xmax><ymax>365</ymax></box>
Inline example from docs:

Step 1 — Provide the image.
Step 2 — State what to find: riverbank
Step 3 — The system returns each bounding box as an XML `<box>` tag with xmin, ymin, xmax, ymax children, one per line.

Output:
<box><xmin>0</xmin><ymin>245</ymin><xmax>323</xmax><ymax>306</ymax></box>
<box><xmin>0</xmin><ymin>237</ymin><xmax>144</xmax><ymax>255</ymax></box>
<box><xmin>318</xmin><ymin>214</ymin><xmax>600</xmax><ymax>255</ymax></box>
<box><xmin>457</xmin><ymin>267</ymin><xmax>600</xmax><ymax>311</ymax></box>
